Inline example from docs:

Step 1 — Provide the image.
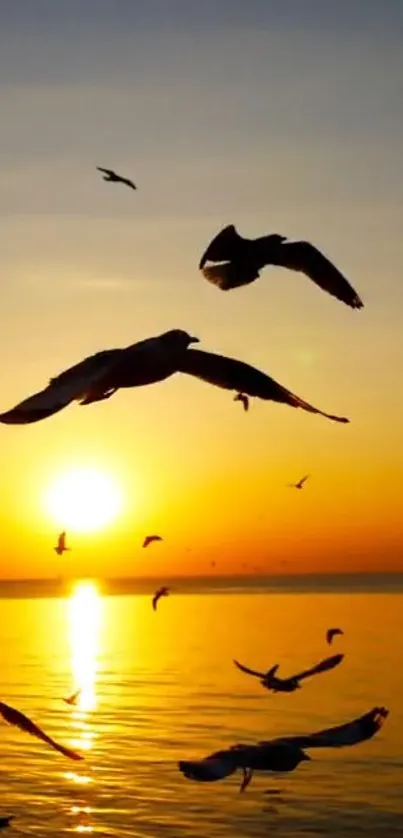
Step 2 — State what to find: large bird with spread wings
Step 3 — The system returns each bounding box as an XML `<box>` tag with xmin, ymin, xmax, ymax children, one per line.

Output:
<box><xmin>199</xmin><ymin>224</ymin><xmax>363</xmax><ymax>310</ymax></box>
<box><xmin>97</xmin><ymin>166</ymin><xmax>136</xmax><ymax>190</ymax></box>
<box><xmin>179</xmin><ymin>706</ymin><xmax>388</xmax><ymax>791</ymax></box>
<box><xmin>233</xmin><ymin>653</ymin><xmax>343</xmax><ymax>692</ymax></box>
<box><xmin>0</xmin><ymin>330</ymin><xmax>349</xmax><ymax>426</ymax></box>
<box><xmin>54</xmin><ymin>531</ymin><xmax>70</xmax><ymax>556</ymax></box>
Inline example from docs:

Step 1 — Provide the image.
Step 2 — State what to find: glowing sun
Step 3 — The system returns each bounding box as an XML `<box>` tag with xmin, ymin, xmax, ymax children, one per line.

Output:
<box><xmin>45</xmin><ymin>467</ymin><xmax>122</xmax><ymax>533</ymax></box>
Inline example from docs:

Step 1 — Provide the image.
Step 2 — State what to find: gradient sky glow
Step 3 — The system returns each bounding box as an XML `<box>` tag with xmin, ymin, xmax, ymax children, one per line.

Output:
<box><xmin>1</xmin><ymin>0</ymin><xmax>402</xmax><ymax>579</ymax></box>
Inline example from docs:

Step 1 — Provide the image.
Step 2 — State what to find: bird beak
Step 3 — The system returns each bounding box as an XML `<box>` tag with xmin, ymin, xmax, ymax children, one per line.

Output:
<box><xmin>190</xmin><ymin>336</ymin><xmax>200</xmax><ymax>343</ymax></box>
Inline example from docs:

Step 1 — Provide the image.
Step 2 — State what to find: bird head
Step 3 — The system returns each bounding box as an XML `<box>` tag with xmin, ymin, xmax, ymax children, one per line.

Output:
<box><xmin>161</xmin><ymin>330</ymin><xmax>200</xmax><ymax>350</ymax></box>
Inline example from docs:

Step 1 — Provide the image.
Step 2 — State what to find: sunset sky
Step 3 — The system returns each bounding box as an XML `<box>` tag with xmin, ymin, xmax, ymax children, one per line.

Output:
<box><xmin>0</xmin><ymin>0</ymin><xmax>402</xmax><ymax>579</ymax></box>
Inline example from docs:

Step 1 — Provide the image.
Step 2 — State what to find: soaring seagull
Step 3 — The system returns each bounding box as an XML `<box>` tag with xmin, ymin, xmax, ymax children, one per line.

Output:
<box><xmin>0</xmin><ymin>330</ymin><xmax>349</xmax><ymax>425</ymax></box>
<box><xmin>234</xmin><ymin>393</ymin><xmax>249</xmax><ymax>411</ymax></box>
<box><xmin>288</xmin><ymin>474</ymin><xmax>309</xmax><ymax>490</ymax></box>
<box><xmin>327</xmin><ymin>627</ymin><xmax>344</xmax><ymax>645</ymax></box>
<box><xmin>179</xmin><ymin>706</ymin><xmax>388</xmax><ymax>792</ymax></box>
<box><xmin>63</xmin><ymin>688</ymin><xmax>81</xmax><ymax>706</ymax></box>
<box><xmin>233</xmin><ymin>653</ymin><xmax>343</xmax><ymax>692</ymax></box>
<box><xmin>96</xmin><ymin>166</ymin><xmax>136</xmax><ymax>190</ymax></box>
<box><xmin>152</xmin><ymin>586</ymin><xmax>169</xmax><ymax>611</ymax></box>
<box><xmin>0</xmin><ymin>700</ymin><xmax>83</xmax><ymax>760</ymax></box>
<box><xmin>54</xmin><ymin>531</ymin><xmax>70</xmax><ymax>556</ymax></box>
<box><xmin>143</xmin><ymin>535</ymin><xmax>163</xmax><ymax>549</ymax></box>
<box><xmin>199</xmin><ymin>224</ymin><xmax>363</xmax><ymax>310</ymax></box>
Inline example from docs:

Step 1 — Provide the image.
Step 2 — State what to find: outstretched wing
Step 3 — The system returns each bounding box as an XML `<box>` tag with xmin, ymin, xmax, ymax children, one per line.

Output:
<box><xmin>58</xmin><ymin>532</ymin><xmax>66</xmax><ymax>551</ymax></box>
<box><xmin>97</xmin><ymin>166</ymin><xmax>114</xmax><ymax>175</ymax></box>
<box><xmin>201</xmin><ymin>261</ymin><xmax>259</xmax><ymax>290</ymax></box>
<box><xmin>293</xmin><ymin>653</ymin><xmax>344</xmax><ymax>682</ymax></box>
<box><xmin>270</xmin><ymin>707</ymin><xmax>388</xmax><ymax>750</ymax></box>
<box><xmin>273</xmin><ymin>240</ymin><xmax>363</xmax><ymax>310</ymax></box>
<box><xmin>298</xmin><ymin>474</ymin><xmax>309</xmax><ymax>486</ymax></box>
<box><xmin>177</xmin><ymin>349</ymin><xmax>349</xmax><ymax>424</ymax></box>
<box><xmin>0</xmin><ymin>701</ymin><xmax>83</xmax><ymax>760</ymax></box>
<box><xmin>233</xmin><ymin>659</ymin><xmax>265</xmax><ymax>679</ymax></box>
<box><xmin>121</xmin><ymin>177</ymin><xmax>136</xmax><ymax>190</ymax></box>
<box><xmin>199</xmin><ymin>225</ymin><xmax>242</xmax><ymax>270</ymax></box>
<box><xmin>0</xmin><ymin>350</ymin><xmax>121</xmax><ymax>425</ymax></box>
<box><xmin>179</xmin><ymin>748</ymin><xmax>238</xmax><ymax>783</ymax></box>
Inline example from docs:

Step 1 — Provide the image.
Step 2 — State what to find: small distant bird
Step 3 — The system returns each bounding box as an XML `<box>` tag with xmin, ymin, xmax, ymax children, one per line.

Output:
<box><xmin>143</xmin><ymin>535</ymin><xmax>162</xmax><ymax>549</ymax></box>
<box><xmin>233</xmin><ymin>653</ymin><xmax>343</xmax><ymax>693</ymax></box>
<box><xmin>0</xmin><ymin>330</ymin><xmax>348</xmax><ymax>426</ymax></box>
<box><xmin>63</xmin><ymin>688</ymin><xmax>81</xmax><ymax>706</ymax></box>
<box><xmin>96</xmin><ymin>166</ymin><xmax>136</xmax><ymax>190</ymax></box>
<box><xmin>152</xmin><ymin>586</ymin><xmax>169</xmax><ymax>611</ymax></box>
<box><xmin>199</xmin><ymin>224</ymin><xmax>363</xmax><ymax>310</ymax></box>
<box><xmin>288</xmin><ymin>474</ymin><xmax>309</xmax><ymax>490</ymax></box>
<box><xmin>234</xmin><ymin>393</ymin><xmax>249</xmax><ymax>411</ymax></box>
<box><xmin>0</xmin><ymin>817</ymin><xmax>14</xmax><ymax>830</ymax></box>
<box><xmin>327</xmin><ymin>627</ymin><xmax>344</xmax><ymax>645</ymax></box>
<box><xmin>0</xmin><ymin>700</ymin><xmax>83</xmax><ymax>760</ymax></box>
<box><xmin>54</xmin><ymin>532</ymin><xmax>70</xmax><ymax>556</ymax></box>
<box><xmin>179</xmin><ymin>706</ymin><xmax>388</xmax><ymax>791</ymax></box>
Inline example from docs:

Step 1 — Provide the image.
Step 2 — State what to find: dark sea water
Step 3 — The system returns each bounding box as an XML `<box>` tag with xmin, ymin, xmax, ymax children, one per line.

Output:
<box><xmin>0</xmin><ymin>577</ymin><xmax>402</xmax><ymax>836</ymax></box>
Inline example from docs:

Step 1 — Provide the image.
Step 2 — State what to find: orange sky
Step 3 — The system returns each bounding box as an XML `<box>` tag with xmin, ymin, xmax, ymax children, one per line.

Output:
<box><xmin>0</xmin><ymin>2</ymin><xmax>402</xmax><ymax>579</ymax></box>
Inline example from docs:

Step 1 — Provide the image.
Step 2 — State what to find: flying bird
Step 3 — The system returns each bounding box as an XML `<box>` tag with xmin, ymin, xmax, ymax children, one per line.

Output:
<box><xmin>199</xmin><ymin>225</ymin><xmax>363</xmax><ymax>309</ymax></box>
<box><xmin>288</xmin><ymin>474</ymin><xmax>309</xmax><ymax>490</ymax></box>
<box><xmin>96</xmin><ymin>166</ymin><xmax>136</xmax><ymax>190</ymax></box>
<box><xmin>233</xmin><ymin>653</ymin><xmax>343</xmax><ymax>692</ymax></box>
<box><xmin>152</xmin><ymin>586</ymin><xmax>169</xmax><ymax>611</ymax></box>
<box><xmin>0</xmin><ymin>817</ymin><xmax>14</xmax><ymax>831</ymax></box>
<box><xmin>179</xmin><ymin>706</ymin><xmax>388</xmax><ymax>791</ymax></box>
<box><xmin>0</xmin><ymin>700</ymin><xmax>83</xmax><ymax>760</ymax></box>
<box><xmin>0</xmin><ymin>331</ymin><xmax>348</xmax><ymax>426</ymax></box>
<box><xmin>54</xmin><ymin>531</ymin><xmax>70</xmax><ymax>556</ymax></box>
<box><xmin>327</xmin><ymin>627</ymin><xmax>344</xmax><ymax>645</ymax></box>
<box><xmin>234</xmin><ymin>393</ymin><xmax>249</xmax><ymax>411</ymax></box>
<box><xmin>63</xmin><ymin>688</ymin><xmax>81</xmax><ymax>706</ymax></box>
<box><xmin>143</xmin><ymin>535</ymin><xmax>163</xmax><ymax>549</ymax></box>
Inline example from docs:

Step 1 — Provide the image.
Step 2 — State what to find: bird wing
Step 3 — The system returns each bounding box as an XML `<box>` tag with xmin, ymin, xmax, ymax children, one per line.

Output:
<box><xmin>0</xmin><ymin>350</ymin><xmax>121</xmax><ymax>425</ymax></box>
<box><xmin>199</xmin><ymin>225</ymin><xmax>242</xmax><ymax>269</ymax></box>
<box><xmin>273</xmin><ymin>240</ymin><xmax>363</xmax><ymax>309</ymax></box>
<box><xmin>201</xmin><ymin>261</ymin><xmax>260</xmax><ymax>290</ymax></box>
<box><xmin>152</xmin><ymin>592</ymin><xmax>159</xmax><ymax>610</ymax></box>
<box><xmin>177</xmin><ymin>349</ymin><xmax>349</xmax><ymax>424</ymax></box>
<box><xmin>97</xmin><ymin>167</ymin><xmax>114</xmax><ymax>175</ymax></box>
<box><xmin>0</xmin><ymin>701</ymin><xmax>83</xmax><ymax>760</ymax></box>
<box><xmin>233</xmin><ymin>659</ymin><xmax>265</xmax><ymax>679</ymax></box>
<box><xmin>269</xmin><ymin>707</ymin><xmax>388</xmax><ymax>750</ymax></box>
<box><xmin>68</xmin><ymin>688</ymin><xmax>81</xmax><ymax>703</ymax></box>
<box><xmin>179</xmin><ymin>748</ymin><xmax>239</xmax><ymax>783</ymax></box>
<box><xmin>299</xmin><ymin>474</ymin><xmax>309</xmax><ymax>486</ymax></box>
<box><xmin>121</xmin><ymin>177</ymin><xmax>136</xmax><ymax>189</ymax></box>
<box><xmin>293</xmin><ymin>653</ymin><xmax>344</xmax><ymax>681</ymax></box>
<box><xmin>58</xmin><ymin>532</ymin><xmax>66</xmax><ymax>550</ymax></box>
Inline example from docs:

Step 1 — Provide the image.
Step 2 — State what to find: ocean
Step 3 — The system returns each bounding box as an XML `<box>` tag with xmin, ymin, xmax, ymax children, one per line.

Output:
<box><xmin>0</xmin><ymin>577</ymin><xmax>402</xmax><ymax>836</ymax></box>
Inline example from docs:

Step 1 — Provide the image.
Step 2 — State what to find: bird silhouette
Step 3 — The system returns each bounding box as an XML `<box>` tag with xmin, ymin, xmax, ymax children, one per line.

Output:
<box><xmin>143</xmin><ymin>535</ymin><xmax>163</xmax><ymax>549</ymax></box>
<box><xmin>54</xmin><ymin>532</ymin><xmax>70</xmax><ymax>556</ymax></box>
<box><xmin>0</xmin><ymin>817</ymin><xmax>14</xmax><ymax>830</ymax></box>
<box><xmin>0</xmin><ymin>332</ymin><xmax>349</xmax><ymax>426</ymax></box>
<box><xmin>63</xmin><ymin>688</ymin><xmax>81</xmax><ymax>706</ymax></box>
<box><xmin>0</xmin><ymin>700</ymin><xmax>83</xmax><ymax>760</ymax></box>
<box><xmin>234</xmin><ymin>393</ymin><xmax>249</xmax><ymax>411</ymax></box>
<box><xmin>233</xmin><ymin>653</ymin><xmax>343</xmax><ymax>692</ymax></box>
<box><xmin>288</xmin><ymin>474</ymin><xmax>309</xmax><ymax>490</ymax></box>
<box><xmin>326</xmin><ymin>627</ymin><xmax>344</xmax><ymax>645</ymax></box>
<box><xmin>178</xmin><ymin>706</ymin><xmax>388</xmax><ymax>791</ymax></box>
<box><xmin>96</xmin><ymin>166</ymin><xmax>136</xmax><ymax>190</ymax></box>
<box><xmin>152</xmin><ymin>586</ymin><xmax>169</xmax><ymax>610</ymax></box>
<box><xmin>199</xmin><ymin>224</ymin><xmax>363</xmax><ymax>309</ymax></box>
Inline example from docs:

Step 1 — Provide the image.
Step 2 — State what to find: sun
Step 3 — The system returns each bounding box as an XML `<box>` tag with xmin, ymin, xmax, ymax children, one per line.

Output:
<box><xmin>44</xmin><ymin>467</ymin><xmax>123</xmax><ymax>533</ymax></box>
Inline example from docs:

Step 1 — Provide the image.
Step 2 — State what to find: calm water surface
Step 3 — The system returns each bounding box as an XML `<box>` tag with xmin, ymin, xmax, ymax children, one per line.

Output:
<box><xmin>0</xmin><ymin>584</ymin><xmax>402</xmax><ymax>836</ymax></box>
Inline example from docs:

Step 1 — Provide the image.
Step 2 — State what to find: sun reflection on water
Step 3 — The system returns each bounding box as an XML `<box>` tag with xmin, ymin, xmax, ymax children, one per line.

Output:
<box><xmin>65</xmin><ymin>580</ymin><xmax>102</xmax><ymax>830</ymax></box>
